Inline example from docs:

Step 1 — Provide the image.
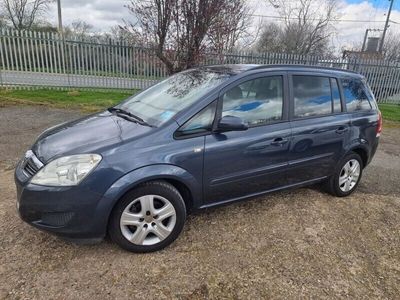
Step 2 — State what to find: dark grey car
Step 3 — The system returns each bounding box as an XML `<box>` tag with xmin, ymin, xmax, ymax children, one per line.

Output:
<box><xmin>15</xmin><ymin>65</ymin><xmax>382</xmax><ymax>252</ymax></box>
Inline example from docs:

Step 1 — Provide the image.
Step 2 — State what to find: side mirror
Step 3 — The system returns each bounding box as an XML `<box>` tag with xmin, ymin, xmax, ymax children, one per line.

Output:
<box><xmin>216</xmin><ymin>115</ymin><xmax>248</xmax><ymax>132</ymax></box>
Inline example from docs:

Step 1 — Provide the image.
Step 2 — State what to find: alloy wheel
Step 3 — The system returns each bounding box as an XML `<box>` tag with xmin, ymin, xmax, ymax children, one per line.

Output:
<box><xmin>119</xmin><ymin>195</ymin><xmax>176</xmax><ymax>246</ymax></box>
<box><xmin>338</xmin><ymin>159</ymin><xmax>361</xmax><ymax>192</ymax></box>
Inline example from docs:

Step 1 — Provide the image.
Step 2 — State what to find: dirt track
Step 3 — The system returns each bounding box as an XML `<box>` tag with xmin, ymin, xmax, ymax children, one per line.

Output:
<box><xmin>0</xmin><ymin>105</ymin><xmax>399</xmax><ymax>299</ymax></box>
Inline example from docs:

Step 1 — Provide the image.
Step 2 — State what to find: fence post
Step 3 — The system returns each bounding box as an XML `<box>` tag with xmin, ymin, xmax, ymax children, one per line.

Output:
<box><xmin>60</xmin><ymin>33</ymin><xmax>71</xmax><ymax>89</ymax></box>
<box><xmin>0</xmin><ymin>65</ymin><xmax>3</xmax><ymax>87</ymax></box>
<box><xmin>0</xmin><ymin>29</ymin><xmax>4</xmax><ymax>87</ymax></box>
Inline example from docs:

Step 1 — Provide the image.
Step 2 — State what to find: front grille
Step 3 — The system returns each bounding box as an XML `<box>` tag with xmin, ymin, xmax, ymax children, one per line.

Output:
<box><xmin>24</xmin><ymin>158</ymin><xmax>40</xmax><ymax>176</ymax></box>
<box><xmin>40</xmin><ymin>212</ymin><xmax>74</xmax><ymax>227</ymax></box>
<box><xmin>21</xmin><ymin>150</ymin><xmax>44</xmax><ymax>177</ymax></box>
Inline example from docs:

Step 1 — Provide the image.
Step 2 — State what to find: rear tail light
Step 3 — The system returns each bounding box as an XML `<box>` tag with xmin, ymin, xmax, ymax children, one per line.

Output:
<box><xmin>376</xmin><ymin>111</ymin><xmax>382</xmax><ymax>137</ymax></box>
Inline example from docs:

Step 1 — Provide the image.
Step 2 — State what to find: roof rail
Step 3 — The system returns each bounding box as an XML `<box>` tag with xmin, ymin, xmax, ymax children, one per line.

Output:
<box><xmin>247</xmin><ymin>64</ymin><xmax>359</xmax><ymax>75</ymax></box>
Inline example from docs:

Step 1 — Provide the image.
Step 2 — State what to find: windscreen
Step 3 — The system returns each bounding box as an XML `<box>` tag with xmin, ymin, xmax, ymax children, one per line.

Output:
<box><xmin>118</xmin><ymin>69</ymin><xmax>231</xmax><ymax>126</ymax></box>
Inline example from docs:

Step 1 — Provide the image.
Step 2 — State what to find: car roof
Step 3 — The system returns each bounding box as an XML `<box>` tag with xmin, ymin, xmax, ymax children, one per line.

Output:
<box><xmin>200</xmin><ymin>64</ymin><xmax>362</xmax><ymax>78</ymax></box>
<box><xmin>198</xmin><ymin>64</ymin><xmax>259</xmax><ymax>74</ymax></box>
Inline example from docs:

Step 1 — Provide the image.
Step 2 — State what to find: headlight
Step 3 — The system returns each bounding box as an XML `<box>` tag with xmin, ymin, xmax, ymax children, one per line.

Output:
<box><xmin>31</xmin><ymin>154</ymin><xmax>102</xmax><ymax>186</ymax></box>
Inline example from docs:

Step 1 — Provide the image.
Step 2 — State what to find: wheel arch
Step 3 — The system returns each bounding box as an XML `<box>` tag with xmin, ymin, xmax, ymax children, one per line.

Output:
<box><xmin>161</xmin><ymin>178</ymin><xmax>194</xmax><ymax>213</ymax></box>
<box><xmin>95</xmin><ymin>164</ymin><xmax>201</xmax><ymax>236</ymax></box>
<box><xmin>348</xmin><ymin>146</ymin><xmax>369</xmax><ymax>168</ymax></box>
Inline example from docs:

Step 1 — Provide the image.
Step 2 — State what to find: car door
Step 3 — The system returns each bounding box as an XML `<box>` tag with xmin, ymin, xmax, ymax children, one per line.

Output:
<box><xmin>202</xmin><ymin>72</ymin><xmax>291</xmax><ymax>205</ymax></box>
<box><xmin>286</xmin><ymin>73</ymin><xmax>351</xmax><ymax>184</ymax></box>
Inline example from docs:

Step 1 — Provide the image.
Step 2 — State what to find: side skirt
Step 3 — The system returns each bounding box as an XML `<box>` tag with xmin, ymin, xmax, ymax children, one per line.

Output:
<box><xmin>198</xmin><ymin>176</ymin><xmax>328</xmax><ymax>210</ymax></box>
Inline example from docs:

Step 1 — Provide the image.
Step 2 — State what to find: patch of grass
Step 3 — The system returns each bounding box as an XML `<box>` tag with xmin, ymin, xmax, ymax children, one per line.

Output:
<box><xmin>379</xmin><ymin>103</ymin><xmax>400</xmax><ymax>122</ymax></box>
<box><xmin>3</xmin><ymin>89</ymin><xmax>399</xmax><ymax>121</ymax></box>
<box><xmin>0</xmin><ymin>88</ymin><xmax>136</xmax><ymax>112</ymax></box>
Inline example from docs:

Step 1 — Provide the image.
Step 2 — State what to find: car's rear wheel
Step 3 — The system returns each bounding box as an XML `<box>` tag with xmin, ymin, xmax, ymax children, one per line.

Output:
<box><xmin>108</xmin><ymin>181</ymin><xmax>186</xmax><ymax>253</ymax></box>
<box><xmin>325</xmin><ymin>152</ymin><xmax>363</xmax><ymax>197</ymax></box>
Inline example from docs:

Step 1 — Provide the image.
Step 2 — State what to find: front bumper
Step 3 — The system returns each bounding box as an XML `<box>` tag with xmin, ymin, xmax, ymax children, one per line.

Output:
<box><xmin>15</xmin><ymin>162</ymin><xmax>108</xmax><ymax>241</ymax></box>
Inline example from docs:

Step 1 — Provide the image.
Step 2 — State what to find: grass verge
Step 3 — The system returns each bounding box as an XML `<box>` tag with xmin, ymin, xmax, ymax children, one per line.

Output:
<box><xmin>1</xmin><ymin>89</ymin><xmax>399</xmax><ymax>122</ymax></box>
<box><xmin>0</xmin><ymin>88</ymin><xmax>136</xmax><ymax>112</ymax></box>
<box><xmin>379</xmin><ymin>104</ymin><xmax>400</xmax><ymax>123</ymax></box>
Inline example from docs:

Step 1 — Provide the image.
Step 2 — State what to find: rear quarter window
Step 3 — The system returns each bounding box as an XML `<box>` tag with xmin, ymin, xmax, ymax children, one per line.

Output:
<box><xmin>362</xmin><ymin>79</ymin><xmax>378</xmax><ymax>110</ymax></box>
<box><xmin>341</xmin><ymin>78</ymin><xmax>372</xmax><ymax>112</ymax></box>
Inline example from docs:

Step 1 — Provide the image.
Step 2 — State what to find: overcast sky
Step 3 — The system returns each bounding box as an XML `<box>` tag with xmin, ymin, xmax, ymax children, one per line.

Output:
<box><xmin>47</xmin><ymin>0</ymin><xmax>400</xmax><ymax>51</ymax></box>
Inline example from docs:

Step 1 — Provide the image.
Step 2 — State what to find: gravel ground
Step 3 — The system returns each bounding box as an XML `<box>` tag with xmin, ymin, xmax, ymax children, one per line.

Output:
<box><xmin>0</xmin><ymin>105</ymin><xmax>399</xmax><ymax>299</ymax></box>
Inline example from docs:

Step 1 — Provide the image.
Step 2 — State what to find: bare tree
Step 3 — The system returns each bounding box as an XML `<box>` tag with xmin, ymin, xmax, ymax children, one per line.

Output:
<box><xmin>256</xmin><ymin>22</ymin><xmax>283</xmax><ymax>53</ymax></box>
<box><xmin>207</xmin><ymin>0</ymin><xmax>252</xmax><ymax>53</ymax></box>
<box><xmin>109</xmin><ymin>25</ymin><xmax>133</xmax><ymax>43</ymax></box>
<box><xmin>257</xmin><ymin>0</ymin><xmax>338</xmax><ymax>55</ymax></box>
<box><xmin>125</xmin><ymin>0</ymin><xmax>250</xmax><ymax>74</ymax></box>
<box><xmin>382</xmin><ymin>31</ymin><xmax>400</xmax><ymax>62</ymax></box>
<box><xmin>0</xmin><ymin>13</ymin><xmax>7</xmax><ymax>28</ymax></box>
<box><xmin>64</xmin><ymin>20</ymin><xmax>94</xmax><ymax>40</ymax></box>
<box><xmin>1</xmin><ymin>0</ymin><xmax>53</xmax><ymax>30</ymax></box>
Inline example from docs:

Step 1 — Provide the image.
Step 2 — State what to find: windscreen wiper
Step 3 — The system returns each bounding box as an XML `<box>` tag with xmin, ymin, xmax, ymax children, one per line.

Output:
<box><xmin>108</xmin><ymin>107</ymin><xmax>155</xmax><ymax>127</ymax></box>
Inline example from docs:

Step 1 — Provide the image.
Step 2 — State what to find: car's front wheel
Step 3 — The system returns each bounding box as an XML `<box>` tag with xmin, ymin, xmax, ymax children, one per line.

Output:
<box><xmin>325</xmin><ymin>152</ymin><xmax>363</xmax><ymax>197</ymax></box>
<box><xmin>108</xmin><ymin>181</ymin><xmax>186</xmax><ymax>253</ymax></box>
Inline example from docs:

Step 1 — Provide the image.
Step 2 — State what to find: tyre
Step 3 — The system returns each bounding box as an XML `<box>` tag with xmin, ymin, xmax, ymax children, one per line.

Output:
<box><xmin>325</xmin><ymin>152</ymin><xmax>363</xmax><ymax>197</ymax></box>
<box><xmin>108</xmin><ymin>181</ymin><xmax>186</xmax><ymax>253</ymax></box>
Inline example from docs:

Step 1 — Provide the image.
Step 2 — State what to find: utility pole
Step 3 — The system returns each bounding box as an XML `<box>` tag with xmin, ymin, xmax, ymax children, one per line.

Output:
<box><xmin>362</xmin><ymin>29</ymin><xmax>369</xmax><ymax>51</ymax></box>
<box><xmin>57</xmin><ymin>0</ymin><xmax>63</xmax><ymax>36</ymax></box>
<box><xmin>379</xmin><ymin>0</ymin><xmax>394</xmax><ymax>53</ymax></box>
<box><xmin>362</xmin><ymin>29</ymin><xmax>383</xmax><ymax>52</ymax></box>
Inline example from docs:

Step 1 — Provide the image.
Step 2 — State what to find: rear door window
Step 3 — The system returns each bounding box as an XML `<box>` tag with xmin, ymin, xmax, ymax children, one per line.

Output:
<box><xmin>292</xmin><ymin>75</ymin><xmax>333</xmax><ymax>118</ymax></box>
<box><xmin>341</xmin><ymin>78</ymin><xmax>372</xmax><ymax>112</ymax></box>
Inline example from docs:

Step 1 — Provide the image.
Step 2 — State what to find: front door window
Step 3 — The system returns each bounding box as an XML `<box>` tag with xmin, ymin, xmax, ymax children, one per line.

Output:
<box><xmin>222</xmin><ymin>76</ymin><xmax>284</xmax><ymax>126</ymax></box>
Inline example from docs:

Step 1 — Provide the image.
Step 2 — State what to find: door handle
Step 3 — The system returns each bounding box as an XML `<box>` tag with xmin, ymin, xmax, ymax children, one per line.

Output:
<box><xmin>270</xmin><ymin>137</ymin><xmax>288</xmax><ymax>146</ymax></box>
<box><xmin>335</xmin><ymin>127</ymin><xmax>349</xmax><ymax>134</ymax></box>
